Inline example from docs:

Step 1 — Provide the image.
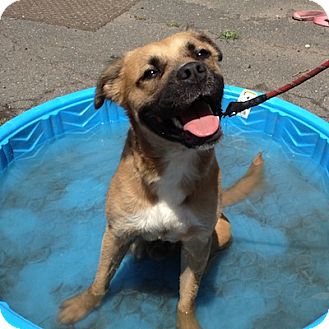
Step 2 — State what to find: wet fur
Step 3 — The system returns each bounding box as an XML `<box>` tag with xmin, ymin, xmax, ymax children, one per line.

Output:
<box><xmin>58</xmin><ymin>31</ymin><xmax>264</xmax><ymax>328</ymax></box>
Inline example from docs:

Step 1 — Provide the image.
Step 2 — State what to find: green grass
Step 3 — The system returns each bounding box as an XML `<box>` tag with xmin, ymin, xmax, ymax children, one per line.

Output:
<box><xmin>218</xmin><ymin>30</ymin><xmax>239</xmax><ymax>41</ymax></box>
<box><xmin>0</xmin><ymin>118</ymin><xmax>8</xmax><ymax>126</ymax></box>
<box><xmin>166</xmin><ymin>21</ymin><xmax>180</xmax><ymax>28</ymax></box>
<box><xmin>134</xmin><ymin>15</ymin><xmax>147</xmax><ymax>21</ymax></box>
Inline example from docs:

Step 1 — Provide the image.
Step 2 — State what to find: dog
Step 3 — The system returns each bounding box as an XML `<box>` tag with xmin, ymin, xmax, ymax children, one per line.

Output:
<box><xmin>58</xmin><ymin>30</ymin><xmax>263</xmax><ymax>329</ymax></box>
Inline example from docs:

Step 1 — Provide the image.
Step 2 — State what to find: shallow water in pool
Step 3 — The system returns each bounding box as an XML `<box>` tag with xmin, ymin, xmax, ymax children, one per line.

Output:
<box><xmin>0</xmin><ymin>121</ymin><xmax>328</xmax><ymax>329</ymax></box>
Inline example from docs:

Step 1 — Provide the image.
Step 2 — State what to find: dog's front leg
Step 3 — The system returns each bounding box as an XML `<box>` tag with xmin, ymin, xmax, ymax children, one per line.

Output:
<box><xmin>58</xmin><ymin>225</ymin><xmax>131</xmax><ymax>324</ymax></box>
<box><xmin>176</xmin><ymin>236</ymin><xmax>212</xmax><ymax>329</ymax></box>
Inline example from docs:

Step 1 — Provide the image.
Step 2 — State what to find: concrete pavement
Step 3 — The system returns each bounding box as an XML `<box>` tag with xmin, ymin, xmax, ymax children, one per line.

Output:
<box><xmin>0</xmin><ymin>0</ymin><xmax>328</xmax><ymax>125</ymax></box>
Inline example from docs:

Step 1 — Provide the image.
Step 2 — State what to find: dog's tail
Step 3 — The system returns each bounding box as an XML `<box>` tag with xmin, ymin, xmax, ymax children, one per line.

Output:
<box><xmin>222</xmin><ymin>153</ymin><xmax>264</xmax><ymax>207</ymax></box>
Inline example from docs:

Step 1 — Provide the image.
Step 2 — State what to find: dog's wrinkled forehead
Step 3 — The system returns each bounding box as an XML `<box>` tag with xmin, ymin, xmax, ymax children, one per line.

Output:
<box><xmin>123</xmin><ymin>31</ymin><xmax>222</xmax><ymax>79</ymax></box>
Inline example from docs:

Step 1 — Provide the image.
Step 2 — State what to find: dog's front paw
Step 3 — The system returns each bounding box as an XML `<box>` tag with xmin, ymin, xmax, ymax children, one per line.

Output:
<box><xmin>58</xmin><ymin>288</ymin><xmax>104</xmax><ymax>324</ymax></box>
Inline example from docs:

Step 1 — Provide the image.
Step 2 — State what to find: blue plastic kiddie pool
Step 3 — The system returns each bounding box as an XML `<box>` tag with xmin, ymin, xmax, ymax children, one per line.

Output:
<box><xmin>0</xmin><ymin>86</ymin><xmax>328</xmax><ymax>329</ymax></box>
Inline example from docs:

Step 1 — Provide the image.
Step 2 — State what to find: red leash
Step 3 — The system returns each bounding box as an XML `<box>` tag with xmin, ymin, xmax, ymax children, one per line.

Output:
<box><xmin>223</xmin><ymin>59</ymin><xmax>329</xmax><ymax>117</ymax></box>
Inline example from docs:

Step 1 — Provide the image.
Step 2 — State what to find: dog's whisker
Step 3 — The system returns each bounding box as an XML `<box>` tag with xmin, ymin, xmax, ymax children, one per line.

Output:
<box><xmin>172</xmin><ymin>117</ymin><xmax>183</xmax><ymax>129</ymax></box>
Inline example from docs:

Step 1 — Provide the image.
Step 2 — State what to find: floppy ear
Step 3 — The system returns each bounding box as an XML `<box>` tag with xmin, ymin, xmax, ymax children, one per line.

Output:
<box><xmin>94</xmin><ymin>57</ymin><xmax>124</xmax><ymax>109</ymax></box>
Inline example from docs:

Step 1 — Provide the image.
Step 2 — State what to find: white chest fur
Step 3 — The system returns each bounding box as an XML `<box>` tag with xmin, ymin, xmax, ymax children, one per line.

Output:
<box><xmin>128</xmin><ymin>201</ymin><xmax>194</xmax><ymax>242</ymax></box>
<box><xmin>157</xmin><ymin>150</ymin><xmax>198</xmax><ymax>204</ymax></box>
<box><xmin>126</xmin><ymin>150</ymin><xmax>208</xmax><ymax>242</ymax></box>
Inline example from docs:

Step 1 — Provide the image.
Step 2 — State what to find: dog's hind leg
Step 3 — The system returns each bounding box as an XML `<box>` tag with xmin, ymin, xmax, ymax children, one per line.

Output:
<box><xmin>222</xmin><ymin>152</ymin><xmax>264</xmax><ymax>207</ymax></box>
<box><xmin>58</xmin><ymin>226</ymin><xmax>131</xmax><ymax>324</ymax></box>
<box><xmin>213</xmin><ymin>213</ymin><xmax>232</xmax><ymax>251</ymax></box>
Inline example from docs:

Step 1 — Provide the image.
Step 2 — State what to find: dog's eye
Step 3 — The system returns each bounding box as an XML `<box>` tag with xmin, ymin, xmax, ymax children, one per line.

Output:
<box><xmin>142</xmin><ymin>68</ymin><xmax>160</xmax><ymax>80</ymax></box>
<box><xmin>196</xmin><ymin>49</ymin><xmax>211</xmax><ymax>60</ymax></box>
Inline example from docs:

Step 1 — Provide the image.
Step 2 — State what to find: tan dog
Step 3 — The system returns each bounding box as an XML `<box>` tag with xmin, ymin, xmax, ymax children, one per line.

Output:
<box><xmin>58</xmin><ymin>30</ymin><xmax>263</xmax><ymax>328</ymax></box>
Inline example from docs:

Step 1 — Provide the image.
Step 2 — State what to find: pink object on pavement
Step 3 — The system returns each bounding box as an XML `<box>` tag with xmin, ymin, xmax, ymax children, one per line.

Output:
<box><xmin>292</xmin><ymin>10</ymin><xmax>328</xmax><ymax>27</ymax></box>
<box><xmin>292</xmin><ymin>10</ymin><xmax>325</xmax><ymax>21</ymax></box>
<box><xmin>313</xmin><ymin>15</ymin><xmax>329</xmax><ymax>27</ymax></box>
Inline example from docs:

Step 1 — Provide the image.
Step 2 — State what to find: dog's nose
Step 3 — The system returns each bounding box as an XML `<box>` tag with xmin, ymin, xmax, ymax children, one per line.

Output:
<box><xmin>176</xmin><ymin>62</ymin><xmax>207</xmax><ymax>83</ymax></box>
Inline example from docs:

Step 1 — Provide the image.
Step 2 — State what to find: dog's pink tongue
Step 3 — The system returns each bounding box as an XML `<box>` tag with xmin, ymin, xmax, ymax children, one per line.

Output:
<box><xmin>180</xmin><ymin>101</ymin><xmax>219</xmax><ymax>137</ymax></box>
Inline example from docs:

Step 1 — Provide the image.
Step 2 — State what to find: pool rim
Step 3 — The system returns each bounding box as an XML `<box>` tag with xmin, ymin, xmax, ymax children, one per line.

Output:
<box><xmin>1</xmin><ymin>86</ymin><xmax>328</xmax><ymax>146</ymax></box>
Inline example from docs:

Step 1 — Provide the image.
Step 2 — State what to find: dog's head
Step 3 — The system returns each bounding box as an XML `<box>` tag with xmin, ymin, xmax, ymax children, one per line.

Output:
<box><xmin>95</xmin><ymin>31</ymin><xmax>224</xmax><ymax>149</ymax></box>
